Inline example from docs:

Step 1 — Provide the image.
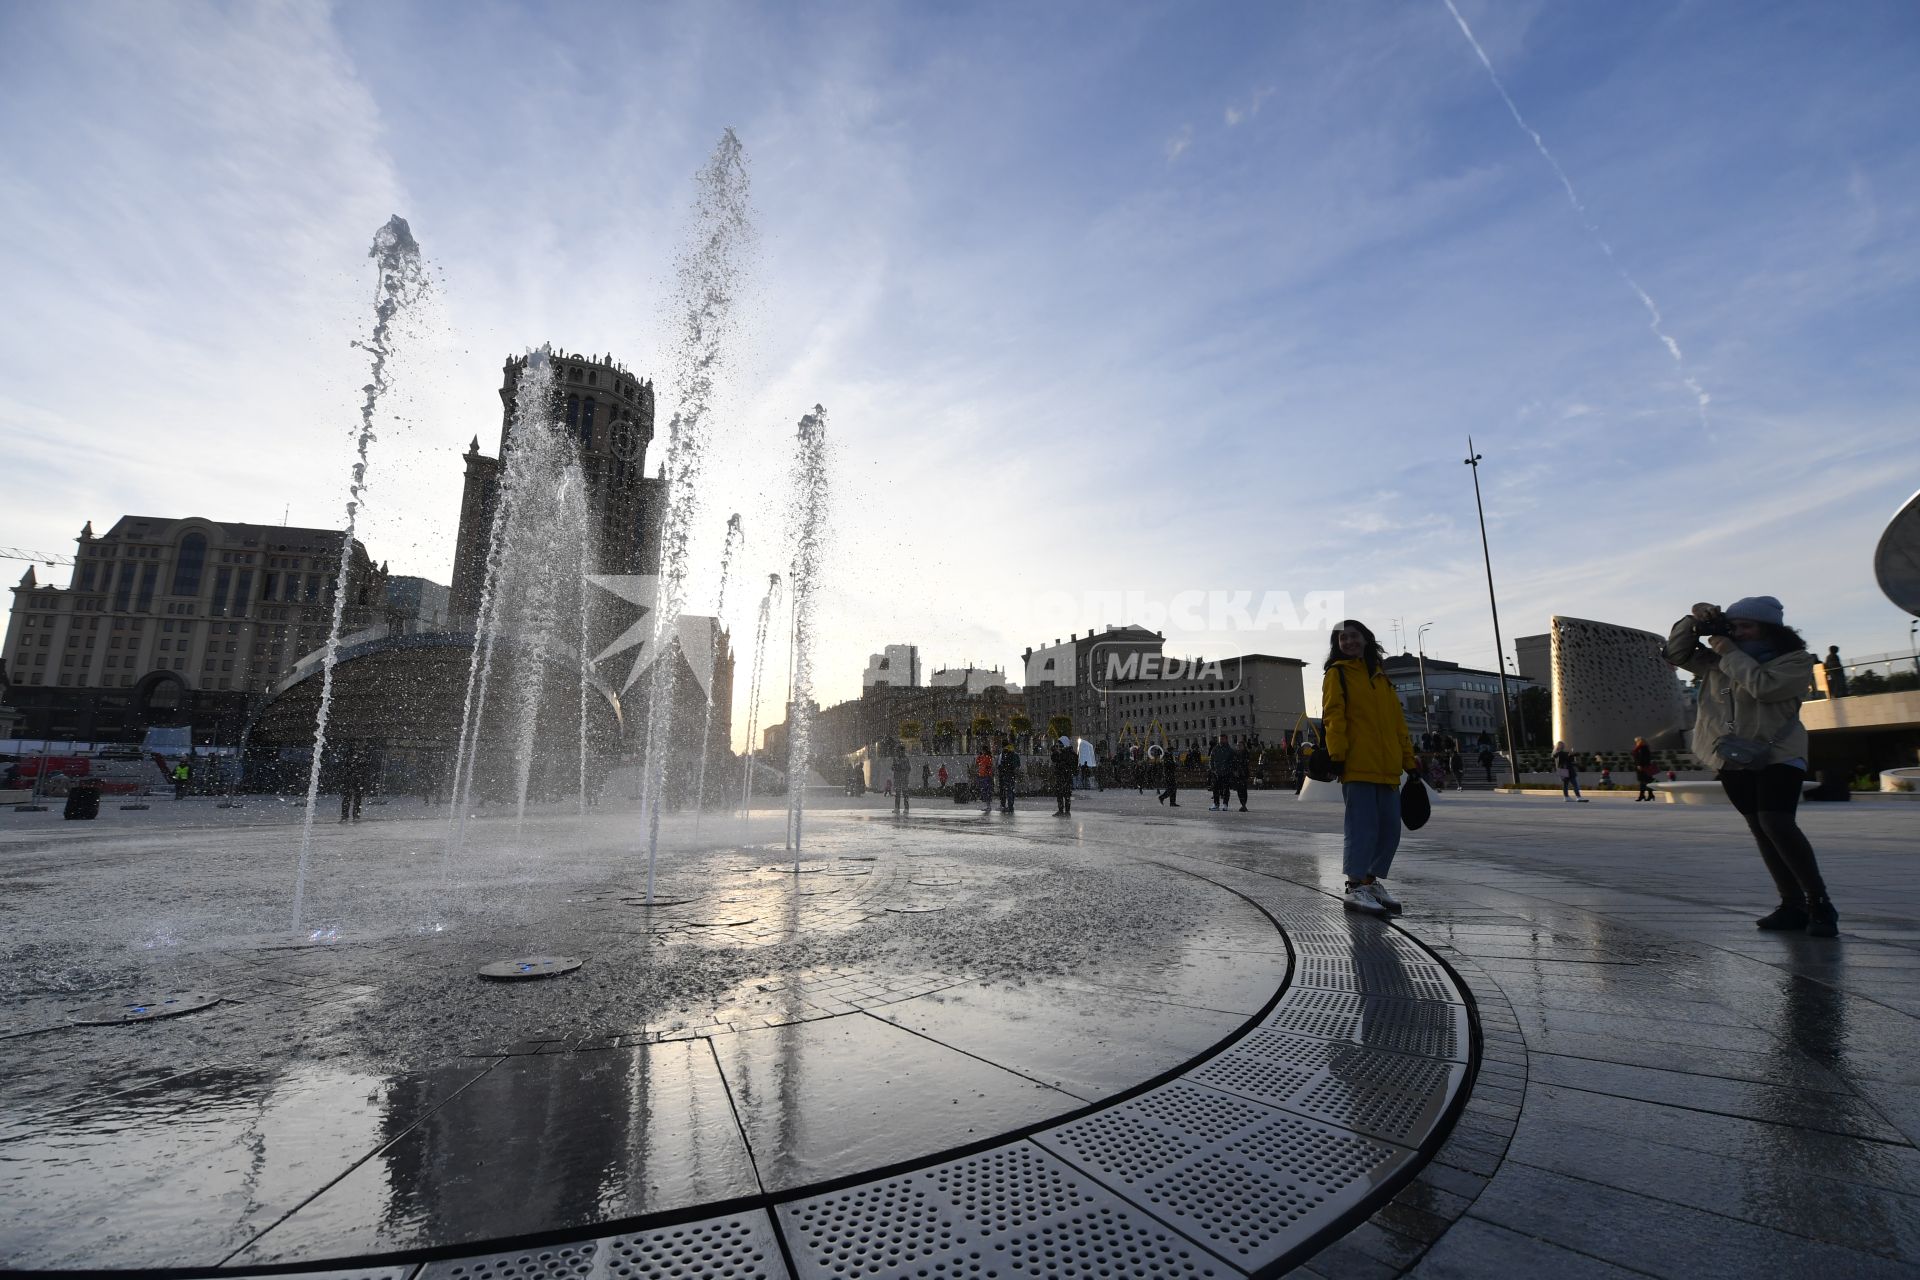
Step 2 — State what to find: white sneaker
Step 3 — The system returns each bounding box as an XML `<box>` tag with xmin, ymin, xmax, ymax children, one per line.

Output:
<box><xmin>1343</xmin><ymin>883</ymin><xmax>1389</xmax><ymax>916</ymax></box>
<box><xmin>1367</xmin><ymin>880</ymin><xmax>1404</xmax><ymax>914</ymax></box>
<box><xmin>1209</xmin><ymin>802</ymin><xmax>1218</xmax><ymax>811</ymax></box>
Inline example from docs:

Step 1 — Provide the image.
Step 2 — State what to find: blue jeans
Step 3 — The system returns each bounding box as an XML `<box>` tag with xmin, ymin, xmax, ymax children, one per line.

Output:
<box><xmin>1342</xmin><ymin>781</ymin><xmax>1401</xmax><ymax>880</ymax></box>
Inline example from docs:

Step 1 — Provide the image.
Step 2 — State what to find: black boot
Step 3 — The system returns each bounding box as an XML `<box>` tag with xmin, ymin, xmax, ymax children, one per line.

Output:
<box><xmin>1755</xmin><ymin>902</ymin><xmax>1808</xmax><ymax>931</ymax></box>
<box><xmin>1805</xmin><ymin>898</ymin><xmax>1839</xmax><ymax>938</ymax></box>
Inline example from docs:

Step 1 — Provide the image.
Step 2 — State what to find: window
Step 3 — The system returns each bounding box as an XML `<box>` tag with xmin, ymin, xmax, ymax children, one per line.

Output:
<box><xmin>112</xmin><ymin>563</ymin><xmax>134</xmax><ymax>613</ymax></box>
<box><xmin>211</xmin><ymin>566</ymin><xmax>232</xmax><ymax>617</ymax></box>
<box><xmin>264</xmin><ymin>571</ymin><xmax>278</xmax><ymax>601</ymax></box>
<box><xmin>79</xmin><ymin>561</ymin><xmax>97</xmax><ymax>591</ymax></box>
<box><xmin>136</xmin><ymin>564</ymin><xmax>157</xmax><ymax>612</ymax></box>
<box><xmin>580</xmin><ymin>397</ymin><xmax>595</xmax><ymax>447</ymax></box>
<box><xmin>171</xmin><ymin>532</ymin><xmax>207</xmax><ymax>596</ymax></box>
<box><xmin>232</xmin><ymin>570</ymin><xmax>253</xmax><ymax>616</ymax></box>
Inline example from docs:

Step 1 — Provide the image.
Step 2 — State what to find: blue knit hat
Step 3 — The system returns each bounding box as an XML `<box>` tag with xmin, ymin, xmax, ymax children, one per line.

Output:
<box><xmin>1724</xmin><ymin>595</ymin><xmax>1784</xmax><ymax>627</ymax></box>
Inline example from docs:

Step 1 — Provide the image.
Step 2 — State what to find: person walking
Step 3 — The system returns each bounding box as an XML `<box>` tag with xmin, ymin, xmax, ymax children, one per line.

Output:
<box><xmin>1823</xmin><ymin>645</ymin><xmax>1849</xmax><ymax>698</ymax></box>
<box><xmin>1208</xmin><ymin>733</ymin><xmax>1234</xmax><ymax>811</ymax></box>
<box><xmin>1447</xmin><ymin>742</ymin><xmax>1465</xmax><ymax>791</ymax></box>
<box><xmin>937</xmin><ymin>763</ymin><xmax>949</xmax><ymax>792</ymax></box>
<box><xmin>973</xmin><ymin>746</ymin><xmax>994</xmax><ymax>812</ymax></box>
<box><xmin>1323</xmin><ymin>620</ymin><xmax>1419</xmax><ymax>915</ymax></box>
<box><xmin>1051</xmin><ymin>736</ymin><xmax>1075</xmax><ymax>816</ymax></box>
<box><xmin>1156</xmin><ymin>747</ymin><xmax>1180</xmax><ymax>806</ymax></box>
<box><xmin>1552</xmin><ymin>741</ymin><xmax>1588</xmax><ymax>802</ymax></box>
<box><xmin>1477</xmin><ymin>744</ymin><xmax>1495</xmax><ymax>784</ymax></box>
<box><xmin>1631</xmin><ymin>736</ymin><xmax>1657</xmax><ymax>801</ymax></box>
<box><xmin>921</xmin><ymin>762</ymin><xmax>931</xmax><ymax>792</ymax></box>
<box><xmin>1668</xmin><ymin>597</ymin><xmax>1837</xmax><ymax>937</ymax></box>
<box><xmin>891</xmin><ymin>741</ymin><xmax>911</xmax><ymax>815</ymax></box>
<box><xmin>996</xmin><ymin>741</ymin><xmax>1021</xmax><ymax>813</ymax></box>
<box><xmin>1233</xmin><ymin>738</ymin><xmax>1251</xmax><ymax>811</ymax></box>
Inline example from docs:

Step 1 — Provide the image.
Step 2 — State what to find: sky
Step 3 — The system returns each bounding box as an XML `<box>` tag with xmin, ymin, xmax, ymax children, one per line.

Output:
<box><xmin>3</xmin><ymin>0</ymin><xmax>1918</xmax><ymax>742</ymax></box>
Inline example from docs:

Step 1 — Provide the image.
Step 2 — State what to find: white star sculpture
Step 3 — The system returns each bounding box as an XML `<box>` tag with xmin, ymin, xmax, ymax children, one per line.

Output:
<box><xmin>585</xmin><ymin>574</ymin><xmax>717</xmax><ymax>698</ymax></box>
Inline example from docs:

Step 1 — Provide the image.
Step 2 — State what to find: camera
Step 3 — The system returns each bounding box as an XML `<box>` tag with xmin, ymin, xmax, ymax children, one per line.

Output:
<box><xmin>1697</xmin><ymin>612</ymin><xmax>1733</xmax><ymax>637</ymax></box>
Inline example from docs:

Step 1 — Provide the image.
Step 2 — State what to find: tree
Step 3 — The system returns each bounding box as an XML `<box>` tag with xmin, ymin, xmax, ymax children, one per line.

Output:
<box><xmin>1046</xmin><ymin>714</ymin><xmax>1073</xmax><ymax>740</ymax></box>
<box><xmin>1009</xmin><ymin>713</ymin><xmax>1032</xmax><ymax>736</ymax></box>
<box><xmin>899</xmin><ymin>719</ymin><xmax>922</xmax><ymax>744</ymax></box>
<box><xmin>1852</xmin><ymin>670</ymin><xmax>1889</xmax><ymax>696</ymax></box>
<box><xmin>970</xmin><ymin>714</ymin><xmax>995</xmax><ymax>738</ymax></box>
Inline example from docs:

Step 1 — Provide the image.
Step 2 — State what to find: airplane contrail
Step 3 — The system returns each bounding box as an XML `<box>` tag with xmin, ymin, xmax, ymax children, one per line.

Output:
<box><xmin>1443</xmin><ymin>0</ymin><xmax>1712</xmax><ymax>427</ymax></box>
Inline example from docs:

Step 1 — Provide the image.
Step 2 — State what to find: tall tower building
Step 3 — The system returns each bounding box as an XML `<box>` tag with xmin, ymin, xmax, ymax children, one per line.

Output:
<box><xmin>449</xmin><ymin>348</ymin><xmax>664</xmax><ymax>626</ymax></box>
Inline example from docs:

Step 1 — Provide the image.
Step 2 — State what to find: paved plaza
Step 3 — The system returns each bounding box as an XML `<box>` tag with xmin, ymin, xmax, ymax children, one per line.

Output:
<box><xmin>1</xmin><ymin>784</ymin><xmax>1916</xmax><ymax>1277</ymax></box>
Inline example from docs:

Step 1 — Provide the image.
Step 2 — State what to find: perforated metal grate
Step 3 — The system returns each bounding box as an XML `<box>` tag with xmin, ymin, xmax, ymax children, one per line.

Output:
<box><xmin>419</xmin><ymin>1241</ymin><xmax>601</xmax><ymax>1280</ymax></box>
<box><xmin>223</xmin><ymin>1270</ymin><xmax>414</xmax><ymax>1280</ymax></box>
<box><xmin>1263</xmin><ymin>991</ymin><xmax>1469</xmax><ymax>1062</ymax></box>
<box><xmin>1290</xmin><ymin>955</ymin><xmax>1456</xmax><ymax>1003</ymax></box>
<box><xmin>1289</xmin><ymin>1043</ymin><xmax>1460</xmax><ymax>1145</ymax></box>
<box><xmin>1187</xmin><ymin>1050</ymin><xmax>1319</xmax><ymax>1105</ymax></box>
<box><xmin>781</xmin><ymin>1143</ymin><xmax>1230</xmax><ymax>1279</ymax></box>
<box><xmin>607</xmin><ymin>1212</ymin><xmax>788</xmax><ymax>1278</ymax></box>
<box><xmin>1037</xmin><ymin>1084</ymin><xmax>1409</xmax><ymax>1273</ymax></box>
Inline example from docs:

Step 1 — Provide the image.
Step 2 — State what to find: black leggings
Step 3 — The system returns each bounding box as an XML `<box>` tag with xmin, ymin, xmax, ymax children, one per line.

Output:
<box><xmin>1720</xmin><ymin>765</ymin><xmax>1827</xmax><ymax>902</ymax></box>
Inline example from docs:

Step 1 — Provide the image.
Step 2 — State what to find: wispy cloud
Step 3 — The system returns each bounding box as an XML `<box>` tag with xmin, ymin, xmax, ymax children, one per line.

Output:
<box><xmin>1224</xmin><ymin>85</ymin><xmax>1275</xmax><ymax>126</ymax></box>
<box><xmin>1164</xmin><ymin>124</ymin><xmax>1193</xmax><ymax>162</ymax></box>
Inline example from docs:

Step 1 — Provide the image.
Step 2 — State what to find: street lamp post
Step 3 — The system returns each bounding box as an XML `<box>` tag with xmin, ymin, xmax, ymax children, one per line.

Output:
<box><xmin>1465</xmin><ymin>438</ymin><xmax>1520</xmax><ymax>786</ymax></box>
<box><xmin>1416</xmin><ymin>622</ymin><xmax>1434</xmax><ymax>740</ymax></box>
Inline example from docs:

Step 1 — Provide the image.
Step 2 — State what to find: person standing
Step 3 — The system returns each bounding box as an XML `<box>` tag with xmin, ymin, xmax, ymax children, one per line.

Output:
<box><xmin>1051</xmin><ymin>736</ymin><xmax>1074</xmax><ymax>816</ymax></box>
<box><xmin>172</xmin><ymin>759</ymin><xmax>189</xmax><ymax>801</ymax></box>
<box><xmin>1552</xmin><ymin>741</ymin><xmax>1589</xmax><ymax>803</ymax></box>
<box><xmin>1208</xmin><ymin>733</ymin><xmax>1234</xmax><ymax>811</ymax></box>
<box><xmin>937</xmin><ymin>763</ymin><xmax>949</xmax><ymax>792</ymax></box>
<box><xmin>891</xmin><ymin>741</ymin><xmax>911</xmax><ymax>815</ymax></box>
<box><xmin>1156</xmin><ymin>747</ymin><xmax>1180</xmax><ymax>807</ymax></box>
<box><xmin>1477</xmin><ymin>744</ymin><xmax>1495</xmax><ymax>784</ymax></box>
<box><xmin>973</xmin><ymin>746</ymin><xmax>995</xmax><ymax>812</ymax></box>
<box><xmin>1233</xmin><ymin>737</ymin><xmax>1251</xmax><ymax>811</ymax></box>
<box><xmin>1447</xmin><ymin>742</ymin><xmax>1465</xmax><ymax>790</ymax></box>
<box><xmin>996</xmin><ymin>740</ymin><xmax>1021</xmax><ymax>813</ymax></box>
<box><xmin>921</xmin><ymin>762</ymin><xmax>931</xmax><ymax>792</ymax></box>
<box><xmin>1631</xmin><ymin>736</ymin><xmax>1657</xmax><ymax>801</ymax></box>
<box><xmin>1668</xmin><ymin>598</ymin><xmax>1837</xmax><ymax>937</ymax></box>
<box><xmin>1823</xmin><ymin>646</ymin><xmax>1849</xmax><ymax>698</ymax></box>
<box><xmin>1323</xmin><ymin>620</ymin><xmax>1419</xmax><ymax>915</ymax></box>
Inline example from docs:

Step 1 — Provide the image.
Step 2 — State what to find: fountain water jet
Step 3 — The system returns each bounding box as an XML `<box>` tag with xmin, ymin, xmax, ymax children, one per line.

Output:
<box><xmin>785</xmin><ymin>407</ymin><xmax>830</xmax><ymax>857</ymax></box>
<box><xmin>293</xmin><ymin>215</ymin><xmax>429</xmax><ymax>930</ymax></box>
<box><xmin>692</xmin><ymin>513</ymin><xmax>743</xmax><ymax>833</ymax></box>
<box><xmin>740</xmin><ymin>573</ymin><xmax>781</xmax><ymax>834</ymax></box>
<box><xmin>637</xmin><ymin>129</ymin><xmax>755</xmax><ymax>903</ymax></box>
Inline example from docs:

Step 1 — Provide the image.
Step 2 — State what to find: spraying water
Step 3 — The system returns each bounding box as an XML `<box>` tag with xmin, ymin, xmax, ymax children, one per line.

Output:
<box><xmin>740</xmin><ymin>572</ymin><xmax>781</xmax><ymax>832</ymax></box>
<box><xmin>785</xmin><ymin>407</ymin><xmax>830</xmax><ymax>857</ymax></box>
<box><xmin>1441</xmin><ymin>0</ymin><xmax>1712</xmax><ymax>428</ymax></box>
<box><xmin>293</xmin><ymin>215</ymin><xmax>429</xmax><ymax>930</ymax></box>
<box><xmin>692</xmin><ymin>513</ymin><xmax>744</xmax><ymax>832</ymax></box>
<box><xmin>637</xmin><ymin>129</ymin><xmax>756</xmax><ymax>902</ymax></box>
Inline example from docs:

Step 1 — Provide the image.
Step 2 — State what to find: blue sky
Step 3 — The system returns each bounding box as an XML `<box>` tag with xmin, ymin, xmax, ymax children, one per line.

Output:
<box><xmin>3</xmin><ymin>0</ymin><xmax>1918</xmax><ymax>734</ymax></box>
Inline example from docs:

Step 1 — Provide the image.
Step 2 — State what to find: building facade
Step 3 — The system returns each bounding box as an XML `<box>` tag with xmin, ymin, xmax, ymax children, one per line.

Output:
<box><xmin>449</xmin><ymin>348</ymin><xmax>663</xmax><ymax>640</ymax></box>
<box><xmin>3</xmin><ymin>516</ymin><xmax>386</xmax><ymax>743</ymax></box>
<box><xmin>1378</xmin><ymin>653</ymin><xmax>1537</xmax><ymax>747</ymax></box>
<box><xmin>386</xmin><ymin>575</ymin><xmax>451</xmax><ymax>635</ymax></box>
<box><xmin>862</xmin><ymin>644</ymin><xmax>921</xmax><ymax>689</ymax></box>
<box><xmin>1022</xmin><ymin>624</ymin><xmax>1166</xmax><ymax>742</ymax></box>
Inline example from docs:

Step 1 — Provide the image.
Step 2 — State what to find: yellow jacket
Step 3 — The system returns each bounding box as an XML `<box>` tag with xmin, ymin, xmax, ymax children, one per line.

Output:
<box><xmin>1322</xmin><ymin>658</ymin><xmax>1417</xmax><ymax>786</ymax></box>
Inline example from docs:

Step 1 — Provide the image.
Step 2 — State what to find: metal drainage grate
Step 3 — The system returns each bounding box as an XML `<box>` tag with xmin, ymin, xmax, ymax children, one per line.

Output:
<box><xmin>1290</xmin><ymin>1042</ymin><xmax>1460</xmax><ymax>1146</ymax></box>
<box><xmin>67</xmin><ymin>991</ymin><xmax>220</xmax><ymax>1025</ymax></box>
<box><xmin>607</xmin><ymin>1212</ymin><xmax>788</xmax><ymax>1278</ymax></box>
<box><xmin>1290</xmin><ymin>955</ymin><xmax>1456</xmax><ymax>1003</ymax></box>
<box><xmin>781</xmin><ymin>1143</ymin><xmax>1230</xmax><ymax>1279</ymax></box>
<box><xmin>1186</xmin><ymin>1050</ymin><xmax>1319</xmax><ymax>1107</ymax></box>
<box><xmin>1036</xmin><ymin>1083</ymin><xmax>1409</xmax><ymax>1274</ymax></box>
<box><xmin>478</xmin><ymin>956</ymin><xmax>583</xmax><ymax>981</ymax></box>
<box><xmin>1262</xmin><ymin>991</ymin><xmax>1469</xmax><ymax>1062</ymax></box>
<box><xmin>419</xmin><ymin>1240</ymin><xmax>601</xmax><ymax>1279</ymax></box>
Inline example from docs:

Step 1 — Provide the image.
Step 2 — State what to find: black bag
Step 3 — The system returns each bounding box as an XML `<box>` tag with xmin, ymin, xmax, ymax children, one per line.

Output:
<box><xmin>1306</xmin><ymin>667</ymin><xmax>1348</xmax><ymax>783</ymax></box>
<box><xmin>1400</xmin><ymin>773</ymin><xmax>1431</xmax><ymax>830</ymax></box>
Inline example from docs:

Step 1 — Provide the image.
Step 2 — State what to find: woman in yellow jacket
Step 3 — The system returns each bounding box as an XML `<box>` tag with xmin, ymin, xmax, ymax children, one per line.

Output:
<box><xmin>1323</xmin><ymin>620</ymin><xmax>1419</xmax><ymax>916</ymax></box>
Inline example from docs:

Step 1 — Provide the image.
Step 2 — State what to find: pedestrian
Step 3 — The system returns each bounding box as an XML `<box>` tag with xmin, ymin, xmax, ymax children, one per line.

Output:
<box><xmin>1156</xmin><ymin>747</ymin><xmax>1179</xmax><ymax>807</ymax></box>
<box><xmin>891</xmin><ymin>740</ymin><xmax>911</xmax><ymax>815</ymax></box>
<box><xmin>1667</xmin><ymin>597</ymin><xmax>1837</xmax><ymax>937</ymax></box>
<box><xmin>1051</xmin><ymin>736</ymin><xmax>1074</xmax><ymax>816</ymax></box>
<box><xmin>1233</xmin><ymin>739</ymin><xmax>1251</xmax><ymax>811</ymax></box>
<box><xmin>1322</xmin><ymin>620</ymin><xmax>1419</xmax><ymax>916</ymax></box>
<box><xmin>1208</xmin><ymin>733</ymin><xmax>1234</xmax><ymax>811</ymax></box>
<box><xmin>1823</xmin><ymin>645</ymin><xmax>1849</xmax><ymax>698</ymax></box>
<box><xmin>1447</xmin><ymin>743</ymin><xmax>1464</xmax><ymax>790</ymax></box>
<box><xmin>1552</xmin><ymin>741</ymin><xmax>1588</xmax><ymax>803</ymax></box>
<box><xmin>171</xmin><ymin>759</ymin><xmax>189</xmax><ymax>801</ymax></box>
<box><xmin>1132</xmin><ymin>744</ymin><xmax>1145</xmax><ymax>794</ymax></box>
<box><xmin>996</xmin><ymin>740</ymin><xmax>1021</xmax><ymax>813</ymax></box>
<box><xmin>339</xmin><ymin>744</ymin><xmax>367</xmax><ymax>823</ymax></box>
<box><xmin>1631</xmin><ymin>736</ymin><xmax>1656</xmax><ymax>801</ymax></box>
<box><xmin>921</xmin><ymin>762</ymin><xmax>931</xmax><ymax>792</ymax></box>
<box><xmin>937</xmin><ymin>763</ymin><xmax>949</xmax><ymax>791</ymax></box>
<box><xmin>1478</xmin><ymin>744</ymin><xmax>1495</xmax><ymax>784</ymax></box>
<box><xmin>973</xmin><ymin>746</ymin><xmax>994</xmax><ymax>812</ymax></box>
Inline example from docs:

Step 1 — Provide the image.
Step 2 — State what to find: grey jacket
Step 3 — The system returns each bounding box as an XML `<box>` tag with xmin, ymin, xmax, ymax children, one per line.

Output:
<box><xmin>1665</xmin><ymin>616</ymin><xmax>1814</xmax><ymax>771</ymax></box>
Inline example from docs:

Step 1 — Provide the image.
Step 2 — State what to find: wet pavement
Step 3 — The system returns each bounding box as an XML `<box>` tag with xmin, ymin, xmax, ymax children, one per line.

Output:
<box><xmin>2</xmin><ymin>787</ymin><xmax>1916</xmax><ymax>1275</ymax></box>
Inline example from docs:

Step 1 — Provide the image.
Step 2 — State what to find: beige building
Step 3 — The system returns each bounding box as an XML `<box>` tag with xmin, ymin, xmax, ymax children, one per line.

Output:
<box><xmin>3</xmin><ymin>516</ymin><xmax>385</xmax><ymax>742</ymax></box>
